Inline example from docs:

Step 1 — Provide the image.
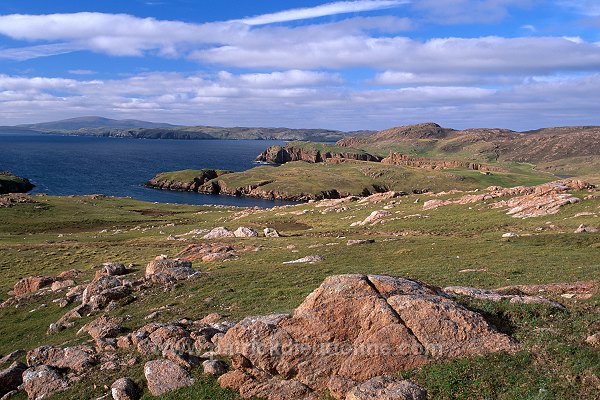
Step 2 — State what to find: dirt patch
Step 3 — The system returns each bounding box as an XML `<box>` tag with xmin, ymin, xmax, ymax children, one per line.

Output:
<box><xmin>265</xmin><ymin>220</ymin><xmax>312</xmax><ymax>232</ymax></box>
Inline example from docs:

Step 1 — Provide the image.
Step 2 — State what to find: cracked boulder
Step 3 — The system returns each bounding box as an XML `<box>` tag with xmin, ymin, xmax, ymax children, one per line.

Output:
<box><xmin>145</xmin><ymin>256</ymin><xmax>200</xmax><ymax>281</ymax></box>
<box><xmin>217</xmin><ymin>274</ymin><xmax>519</xmax><ymax>400</ymax></box>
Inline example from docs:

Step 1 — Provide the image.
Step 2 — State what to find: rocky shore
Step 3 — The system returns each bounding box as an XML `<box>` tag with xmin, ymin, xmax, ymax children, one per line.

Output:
<box><xmin>0</xmin><ymin>172</ymin><xmax>34</xmax><ymax>194</ymax></box>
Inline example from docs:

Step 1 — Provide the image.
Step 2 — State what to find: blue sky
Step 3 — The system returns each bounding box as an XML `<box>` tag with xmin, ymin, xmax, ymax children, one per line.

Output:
<box><xmin>0</xmin><ymin>0</ymin><xmax>599</xmax><ymax>130</ymax></box>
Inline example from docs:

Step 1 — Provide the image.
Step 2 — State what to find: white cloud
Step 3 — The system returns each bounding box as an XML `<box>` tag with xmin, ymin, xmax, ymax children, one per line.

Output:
<box><xmin>1</xmin><ymin>71</ymin><xmax>599</xmax><ymax>130</ymax></box>
<box><xmin>237</xmin><ymin>0</ymin><xmax>408</xmax><ymax>25</ymax></box>
<box><xmin>411</xmin><ymin>0</ymin><xmax>534</xmax><ymax>24</ymax></box>
<box><xmin>556</xmin><ymin>0</ymin><xmax>600</xmax><ymax>16</ymax></box>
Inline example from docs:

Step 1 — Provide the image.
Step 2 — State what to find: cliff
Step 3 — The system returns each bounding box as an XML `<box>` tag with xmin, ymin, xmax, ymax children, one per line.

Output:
<box><xmin>381</xmin><ymin>153</ymin><xmax>504</xmax><ymax>172</ymax></box>
<box><xmin>255</xmin><ymin>141</ymin><xmax>381</xmax><ymax>164</ymax></box>
<box><xmin>0</xmin><ymin>172</ymin><xmax>35</xmax><ymax>194</ymax></box>
<box><xmin>144</xmin><ymin>169</ymin><xmax>232</xmax><ymax>192</ymax></box>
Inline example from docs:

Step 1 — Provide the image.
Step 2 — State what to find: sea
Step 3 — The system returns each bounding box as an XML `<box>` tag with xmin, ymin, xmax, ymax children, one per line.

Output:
<box><xmin>0</xmin><ymin>131</ymin><xmax>294</xmax><ymax>207</ymax></box>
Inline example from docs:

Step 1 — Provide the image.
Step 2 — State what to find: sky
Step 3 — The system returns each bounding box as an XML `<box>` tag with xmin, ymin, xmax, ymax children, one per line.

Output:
<box><xmin>0</xmin><ymin>0</ymin><xmax>599</xmax><ymax>131</ymax></box>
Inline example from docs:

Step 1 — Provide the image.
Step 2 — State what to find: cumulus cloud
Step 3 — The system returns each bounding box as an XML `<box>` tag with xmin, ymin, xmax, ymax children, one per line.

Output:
<box><xmin>410</xmin><ymin>0</ymin><xmax>534</xmax><ymax>24</ymax></box>
<box><xmin>1</xmin><ymin>71</ymin><xmax>599</xmax><ymax>130</ymax></box>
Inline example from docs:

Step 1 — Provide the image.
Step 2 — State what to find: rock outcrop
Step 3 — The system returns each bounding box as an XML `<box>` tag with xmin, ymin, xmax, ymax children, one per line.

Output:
<box><xmin>216</xmin><ymin>274</ymin><xmax>519</xmax><ymax>399</ymax></box>
<box><xmin>423</xmin><ymin>179</ymin><xmax>594</xmax><ymax>218</ymax></box>
<box><xmin>255</xmin><ymin>143</ymin><xmax>381</xmax><ymax>164</ymax></box>
<box><xmin>144</xmin><ymin>359</ymin><xmax>195</xmax><ymax>396</ymax></box>
<box><xmin>13</xmin><ymin>276</ymin><xmax>56</xmax><ymax>297</ymax></box>
<box><xmin>22</xmin><ymin>365</ymin><xmax>70</xmax><ymax>400</ymax></box>
<box><xmin>111</xmin><ymin>377</ymin><xmax>141</xmax><ymax>400</ymax></box>
<box><xmin>0</xmin><ymin>361</ymin><xmax>27</xmax><ymax>397</ymax></box>
<box><xmin>0</xmin><ymin>171</ymin><xmax>35</xmax><ymax>194</ymax></box>
<box><xmin>145</xmin><ymin>256</ymin><xmax>200</xmax><ymax>281</ymax></box>
<box><xmin>381</xmin><ymin>153</ymin><xmax>503</xmax><ymax>172</ymax></box>
<box><xmin>145</xmin><ymin>169</ymin><xmax>232</xmax><ymax>192</ymax></box>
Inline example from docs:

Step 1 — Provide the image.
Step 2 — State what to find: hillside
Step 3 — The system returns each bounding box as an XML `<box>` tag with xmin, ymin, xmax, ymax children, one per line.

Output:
<box><xmin>0</xmin><ymin>181</ymin><xmax>598</xmax><ymax>399</ymax></box>
<box><xmin>337</xmin><ymin>123</ymin><xmax>600</xmax><ymax>165</ymax></box>
<box><xmin>2</xmin><ymin>116</ymin><xmax>372</xmax><ymax>142</ymax></box>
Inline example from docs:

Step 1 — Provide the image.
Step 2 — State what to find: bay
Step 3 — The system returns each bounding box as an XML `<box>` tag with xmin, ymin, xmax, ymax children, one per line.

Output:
<box><xmin>0</xmin><ymin>132</ymin><xmax>293</xmax><ymax>207</ymax></box>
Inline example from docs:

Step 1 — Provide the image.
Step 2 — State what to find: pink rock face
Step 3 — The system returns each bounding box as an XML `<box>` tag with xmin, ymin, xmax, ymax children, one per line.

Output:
<box><xmin>26</xmin><ymin>345</ymin><xmax>97</xmax><ymax>373</ymax></box>
<box><xmin>79</xmin><ymin>315</ymin><xmax>124</xmax><ymax>340</ymax></box>
<box><xmin>22</xmin><ymin>365</ymin><xmax>70</xmax><ymax>400</ymax></box>
<box><xmin>144</xmin><ymin>359</ymin><xmax>194</xmax><ymax>396</ymax></box>
<box><xmin>13</xmin><ymin>276</ymin><xmax>55</xmax><ymax>296</ymax></box>
<box><xmin>217</xmin><ymin>274</ymin><xmax>519</xmax><ymax>400</ymax></box>
<box><xmin>345</xmin><ymin>376</ymin><xmax>427</xmax><ymax>400</ymax></box>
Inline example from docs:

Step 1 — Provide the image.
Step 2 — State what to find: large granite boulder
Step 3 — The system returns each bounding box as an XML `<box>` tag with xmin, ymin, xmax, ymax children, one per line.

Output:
<box><xmin>217</xmin><ymin>274</ymin><xmax>519</xmax><ymax>399</ymax></box>
<box><xmin>144</xmin><ymin>359</ymin><xmax>194</xmax><ymax>396</ymax></box>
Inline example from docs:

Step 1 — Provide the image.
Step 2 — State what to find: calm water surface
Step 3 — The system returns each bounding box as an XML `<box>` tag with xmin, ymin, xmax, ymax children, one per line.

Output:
<box><xmin>0</xmin><ymin>132</ymin><xmax>292</xmax><ymax>207</ymax></box>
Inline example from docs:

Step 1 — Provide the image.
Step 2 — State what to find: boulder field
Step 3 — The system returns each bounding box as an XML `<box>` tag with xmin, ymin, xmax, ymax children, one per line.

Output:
<box><xmin>1</xmin><ymin>273</ymin><xmax>532</xmax><ymax>400</ymax></box>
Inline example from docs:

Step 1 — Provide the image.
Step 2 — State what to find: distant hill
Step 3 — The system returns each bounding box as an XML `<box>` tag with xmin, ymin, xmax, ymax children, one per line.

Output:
<box><xmin>1</xmin><ymin>116</ymin><xmax>372</xmax><ymax>142</ymax></box>
<box><xmin>337</xmin><ymin>122</ymin><xmax>600</xmax><ymax>164</ymax></box>
<box><xmin>17</xmin><ymin>116</ymin><xmax>177</xmax><ymax>130</ymax></box>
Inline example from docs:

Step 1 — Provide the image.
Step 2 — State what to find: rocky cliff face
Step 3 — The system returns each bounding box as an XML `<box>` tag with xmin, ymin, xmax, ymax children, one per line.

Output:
<box><xmin>381</xmin><ymin>153</ymin><xmax>504</xmax><ymax>172</ymax></box>
<box><xmin>255</xmin><ymin>145</ymin><xmax>381</xmax><ymax>164</ymax></box>
<box><xmin>145</xmin><ymin>169</ymin><xmax>232</xmax><ymax>192</ymax></box>
<box><xmin>0</xmin><ymin>172</ymin><xmax>35</xmax><ymax>194</ymax></box>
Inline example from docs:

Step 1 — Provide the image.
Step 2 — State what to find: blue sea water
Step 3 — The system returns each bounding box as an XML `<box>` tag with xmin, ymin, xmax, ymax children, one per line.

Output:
<box><xmin>0</xmin><ymin>132</ymin><xmax>293</xmax><ymax>207</ymax></box>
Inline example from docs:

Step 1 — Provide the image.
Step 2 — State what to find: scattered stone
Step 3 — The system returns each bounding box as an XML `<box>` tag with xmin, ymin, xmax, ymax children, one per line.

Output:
<box><xmin>0</xmin><ymin>349</ymin><xmax>25</xmax><ymax>365</ymax></box>
<box><xmin>27</xmin><ymin>345</ymin><xmax>97</xmax><ymax>373</ymax></box>
<box><xmin>22</xmin><ymin>365</ymin><xmax>70</xmax><ymax>400</ymax></box>
<box><xmin>234</xmin><ymin>226</ymin><xmax>258</xmax><ymax>238</ymax></box>
<box><xmin>13</xmin><ymin>276</ymin><xmax>55</xmax><ymax>297</ymax></box>
<box><xmin>78</xmin><ymin>316</ymin><xmax>124</xmax><ymax>340</ymax></box>
<box><xmin>203</xmin><ymin>359</ymin><xmax>228</xmax><ymax>376</ymax></box>
<box><xmin>201</xmin><ymin>313</ymin><xmax>221</xmax><ymax>324</ymax></box>
<box><xmin>345</xmin><ymin>376</ymin><xmax>427</xmax><ymax>400</ymax></box>
<box><xmin>111</xmin><ymin>377</ymin><xmax>141</xmax><ymax>400</ymax></box>
<box><xmin>145</xmin><ymin>257</ymin><xmax>200</xmax><ymax>281</ymax></box>
<box><xmin>201</xmin><ymin>253</ymin><xmax>233</xmax><ymax>262</ymax></box>
<box><xmin>264</xmin><ymin>227</ymin><xmax>281</xmax><ymax>237</ymax></box>
<box><xmin>144</xmin><ymin>359</ymin><xmax>194</xmax><ymax>396</ymax></box>
<box><xmin>585</xmin><ymin>333</ymin><xmax>599</xmax><ymax>348</ymax></box>
<box><xmin>495</xmin><ymin>281</ymin><xmax>598</xmax><ymax>300</ymax></box>
<box><xmin>347</xmin><ymin>239</ymin><xmax>375</xmax><ymax>246</ymax></box>
<box><xmin>358</xmin><ymin>192</ymin><xmax>405</xmax><ymax>204</ymax></box>
<box><xmin>444</xmin><ymin>286</ymin><xmax>565</xmax><ymax>309</ymax></box>
<box><xmin>203</xmin><ymin>227</ymin><xmax>235</xmax><ymax>239</ymax></box>
<box><xmin>82</xmin><ymin>276</ymin><xmax>132</xmax><ymax>311</ymax></box>
<box><xmin>95</xmin><ymin>263</ymin><xmax>127</xmax><ymax>279</ymax></box>
<box><xmin>351</xmin><ymin>210</ymin><xmax>391</xmax><ymax>226</ymax></box>
<box><xmin>574</xmin><ymin>224</ymin><xmax>599</xmax><ymax>233</ymax></box>
<box><xmin>217</xmin><ymin>274</ymin><xmax>519</xmax><ymax>399</ymax></box>
<box><xmin>0</xmin><ymin>361</ymin><xmax>27</xmax><ymax>397</ymax></box>
<box><xmin>57</xmin><ymin>269</ymin><xmax>81</xmax><ymax>280</ymax></box>
<box><xmin>502</xmin><ymin>232</ymin><xmax>519</xmax><ymax>238</ymax></box>
<box><xmin>51</xmin><ymin>280</ymin><xmax>75</xmax><ymax>292</ymax></box>
<box><xmin>282</xmin><ymin>255</ymin><xmax>324</xmax><ymax>264</ymax></box>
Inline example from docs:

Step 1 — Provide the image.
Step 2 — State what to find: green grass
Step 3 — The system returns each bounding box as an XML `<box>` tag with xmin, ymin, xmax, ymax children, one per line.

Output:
<box><xmin>208</xmin><ymin>160</ymin><xmax>555</xmax><ymax>198</ymax></box>
<box><xmin>1</xmin><ymin>189</ymin><xmax>599</xmax><ymax>399</ymax></box>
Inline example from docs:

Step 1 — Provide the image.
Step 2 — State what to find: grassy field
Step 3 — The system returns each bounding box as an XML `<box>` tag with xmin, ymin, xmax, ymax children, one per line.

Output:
<box><xmin>0</xmin><ymin>187</ymin><xmax>598</xmax><ymax>399</ymax></box>
<box><xmin>197</xmin><ymin>160</ymin><xmax>555</xmax><ymax>199</ymax></box>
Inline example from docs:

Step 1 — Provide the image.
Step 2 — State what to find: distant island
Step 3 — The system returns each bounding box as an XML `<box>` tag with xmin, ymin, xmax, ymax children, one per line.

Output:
<box><xmin>0</xmin><ymin>116</ymin><xmax>373</xmax><ymax>142</ymax></box>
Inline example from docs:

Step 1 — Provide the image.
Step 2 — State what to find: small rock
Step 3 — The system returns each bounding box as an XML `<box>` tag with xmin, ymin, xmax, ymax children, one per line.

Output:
<box><xmin>22</xmin><ymin>365</ymin><xmax>70</xmax><ymax>400</ymax></box>
<box><xmin>347</xmin><ymin>239</ymin><xmax>375</xmax><ymax>246</ymax></box>
<box><xmin>0</xmin><ymin>349</ymin><xmax>25</xmax><ymax>365</ymax></box>
<box><xmin>57</xmin><ymin>269</ymin><xmax>81</xmax><ymax>280</ymax></box>
<box><xmin>283</xmin><ymin>255</ymin><xmax>324</xmax><ymax>264</ymax></box>
<box><xmin>351</xmin><ymin>210</ymin><xmax>391</xmax><ymax>226</ymax></box>
<box><xmin>111</xmin><ymin>377</ymin><xmax>141</xmax><ymax>400</ymax></box>
<box><xmin>502</xmin><ymin>232</ymin><xmax>519</xmax><ymax>238</ymax></box>
<box><xmin>201</xmin><ymin>253</ymin><xmax>232</xmax><ymax>262</ymax></box>
<box><xmin>51</xmin><ymin>280</ymin><xmax>75</xmax><ymax>292</ymax></box>
<box><xmin>233</xmin><ymin>226</ymin><xmax>258</xmax><ymax>238</ymax></box>
<box><xmin>200</xmin><ymin>313</ymin><xmax>221</xmax><ymax>324</ymax></box>
<box><xmin>202</xmin><ymin>359</ymin><xmax>228</xmax><ymax>376</ymax></box>
<box><xmin>346</xmin><ymin>376</ymin><xmax>427</xmax><ymax>400</ymax></box>
<box><xmin>264</xmin><ymin>227</ymin><xmax>280</xmax><ymax>238</ymax></box>
<box><xmin>586</xmin><ymin>333</ymin><xmax>599</xmax><ymax>348</ymax></box>
<box><xmin>0</xmin><ymin>361</ymin><xmax>27</xmax><ymax>397</ymax></box>
<box><xmin>95</xmin><ymin>263</ymin><xmax>127</xmax><ymax>279</ymax></box>
<box><xmin>13</xmin><ymin>276</ymin><xmax>55</xmax><ymax>297</ymax></box>
<box><xmin>203</xmin><ymin>227</ymin><xmax>235</xmax><ymax>239</ymax></box>
<box><xmin>574</xmin><ymin>224</ymin><xmax>599</xmax><ymax>233</ymax></box>
<box><xmin>144</xmin><ymin>359</ymin><xmax>194</xmax><ymax>396</ymax></box>
<box><xmin>78</xmin><ymin>316</ymin><xmax>124</xmax><ymax>340</ymax></box>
